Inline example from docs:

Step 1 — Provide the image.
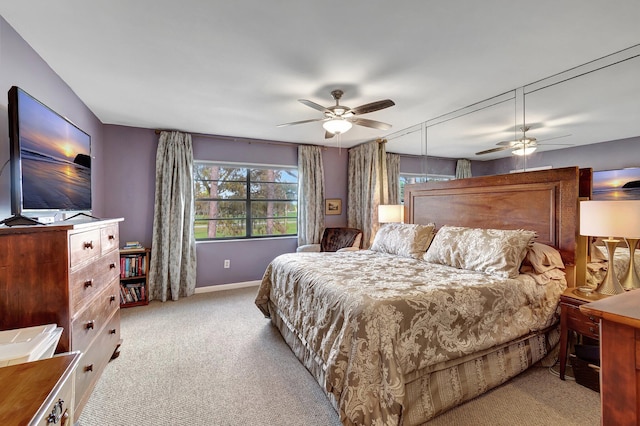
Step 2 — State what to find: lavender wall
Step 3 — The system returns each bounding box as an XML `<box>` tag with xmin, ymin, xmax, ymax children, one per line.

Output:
<box><xmin>0</xmin><ymin>17</ymin><xmax>105</xmax><ymax>219</ymax></box>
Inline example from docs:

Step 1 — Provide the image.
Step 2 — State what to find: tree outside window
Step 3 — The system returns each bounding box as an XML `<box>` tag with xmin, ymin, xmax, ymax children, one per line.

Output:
<box><xmin>194</xmin><ymin>163</ymin><xmax>298</xmax><ymax>240</ymax></box>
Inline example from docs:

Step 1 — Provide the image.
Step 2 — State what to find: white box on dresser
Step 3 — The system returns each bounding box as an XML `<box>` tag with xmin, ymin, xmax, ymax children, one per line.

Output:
<box><xmin>0</xmin><ymin>218</ymin><xmax>123</xmax><ymax>419</ymax></box>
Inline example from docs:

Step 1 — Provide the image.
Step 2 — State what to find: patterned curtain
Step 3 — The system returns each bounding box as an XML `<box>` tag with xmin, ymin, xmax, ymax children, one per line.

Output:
<box><xmin>348</xmin><ymin>140</ymin><xmax>389</xmax><ymax>248</ymax></box>
<box><xmin>386</xmin><ymin>152</ymin><xmax>401</xmax><ymax>204</ymax></box>
<box><xmin>148</xmin><ymin>131</ymin><xmax>197</xmax><ymax>302</ymax></box>
<box><xmin>455</xmin><ymin>159</ymin><xmax>472</xmax><ymax>179</ymax></box>
<box><xmin>297</xmin><ymin>145</ymin><xmax>325</xmax><ymax>246</ymax></box>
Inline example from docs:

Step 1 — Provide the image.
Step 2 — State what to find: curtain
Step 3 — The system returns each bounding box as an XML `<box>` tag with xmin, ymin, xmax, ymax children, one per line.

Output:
<box><xmin>297</xmin><ymin>145</ymin><xmax>325</xmax><ymax>246</ymax></box>
<box><xmin>456</xmin><ymin>159</ymin><xmax>472</xmax><ymax>179</ymax></box>
<box><xmin>348</xmin><ymin>140</ymin><xmax>388</xmax><ymax>248</ymax></box>
<box><xmin>386</xmin><ymin>152</ymin><xmax>401</xmax><ymax>204</ymax></box>
<box><xmin>148</xmin><ymin>131</ymin><xmax>197</xmax><ymax>302</ymax></box>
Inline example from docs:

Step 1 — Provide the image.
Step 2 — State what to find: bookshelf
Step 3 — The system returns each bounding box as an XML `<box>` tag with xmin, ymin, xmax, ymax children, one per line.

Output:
<box><xmin>119</xmin><ymin>247</ymin><xmax>150</xmax><ymax>308</ymax></box>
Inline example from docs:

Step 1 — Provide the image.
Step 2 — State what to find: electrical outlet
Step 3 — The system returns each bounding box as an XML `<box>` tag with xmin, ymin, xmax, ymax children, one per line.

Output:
<box><xmin>224</xmin><ymin>259</ymin><xmax>230</xmax><ymax>269</ymax></box>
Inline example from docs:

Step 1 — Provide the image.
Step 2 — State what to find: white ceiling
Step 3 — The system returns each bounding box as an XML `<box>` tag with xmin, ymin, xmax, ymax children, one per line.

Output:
<box><xmin>1</xmin><ymin>1</ymin><xmax>639</xmax><ymax>159</ymax></box>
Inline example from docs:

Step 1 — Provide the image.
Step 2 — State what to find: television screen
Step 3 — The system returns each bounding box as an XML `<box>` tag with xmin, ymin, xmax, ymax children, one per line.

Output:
<box><xmin>8</xmin><ymin>86</ymin><xmax>91</xmax><ymax>214</ymax></box>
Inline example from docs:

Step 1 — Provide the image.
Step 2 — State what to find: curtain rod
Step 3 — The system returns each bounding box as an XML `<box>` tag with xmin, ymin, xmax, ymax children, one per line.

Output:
<box><xmin>154</xmin><ymin>129</ymin><xmax>327</xmax><ymax>149</ymax></box>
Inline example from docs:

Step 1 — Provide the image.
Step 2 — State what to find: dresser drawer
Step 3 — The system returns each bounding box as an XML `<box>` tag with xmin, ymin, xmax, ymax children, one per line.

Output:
<box><xmin>70</xmin><ymin>250</ymin><xmax>119</xmax><ymax>314</ymax></box>
<box><xmin>69</xmin><ymin>229</ymin><xmax>102</xmax><ymax>269</ymax></box>
<box><xmin>38</xmin><ymin>371</ymin><xmax>74</xmax><ymax>426</ymax></box>
<box><xmin>101</xmin><ymin>224</ymin><xmax>119</xmax><ymax>255</ymax></box>
<box><xmin>71</xmin><ymin>279</ymin><xmax>120</xmax><ymax>353</ymax></box>
<box><xmin>75</xmin><ymin>309</ymin><xmax>120</xmax><ymax>410</ymax></box>
<box><xmin>564</xmin><ymin>303</ymin><xmax>599</xmax><ymax>339</ymax></box>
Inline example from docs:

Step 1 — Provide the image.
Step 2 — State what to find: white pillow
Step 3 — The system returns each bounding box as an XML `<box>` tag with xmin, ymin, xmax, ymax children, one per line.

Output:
<box><xmin>370</xmin><ymin>223</ymin><xmax>436</xmax><ymax>259</ymax></box>
<box><xmin>424</xmin><ymin>225</ymin><xmax>536</xmax><ymax>278</ymax></box>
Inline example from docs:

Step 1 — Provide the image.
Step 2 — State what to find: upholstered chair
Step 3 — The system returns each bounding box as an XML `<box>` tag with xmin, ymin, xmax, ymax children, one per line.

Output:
<box><xmin>296</xmin><ymin>227</ymin><xmax>363</xmax><ymax>253</ymax></box>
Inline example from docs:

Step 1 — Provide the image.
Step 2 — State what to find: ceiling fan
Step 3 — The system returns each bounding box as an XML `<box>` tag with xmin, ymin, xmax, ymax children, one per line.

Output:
<box><xmin>475</xmin><ymin>126</ymin><xmax>573</xmax><ymax>156</ymax></box>
<box><xmin>277</xmin><ymin>89</ymin><xmax>395</xmax><ymax>139</ymax></box>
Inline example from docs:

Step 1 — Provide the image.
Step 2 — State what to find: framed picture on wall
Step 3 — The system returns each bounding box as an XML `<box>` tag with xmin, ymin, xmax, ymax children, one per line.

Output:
<box><xmin>325</xmin><ymin>198</ymin><xmax>342</xmax><ymax>215</ymax></box>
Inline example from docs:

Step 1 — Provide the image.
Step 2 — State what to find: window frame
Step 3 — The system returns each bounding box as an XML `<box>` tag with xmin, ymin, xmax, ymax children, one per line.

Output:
<box><xmin>399</xmin><ymin>173</ymin><xmax>454</xmax><ymax>203</ymax></box>
<box><xmin>194</xmin><ymin>161</ymin><xmax>298</xmax><ymax>241</ymax></box>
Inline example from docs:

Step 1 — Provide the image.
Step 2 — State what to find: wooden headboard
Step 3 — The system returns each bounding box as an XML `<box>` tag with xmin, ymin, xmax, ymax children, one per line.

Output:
<box><xmin>405</xmin><ymin>166</ymin><xmax>592</xmax><ymax>287</ymax></box>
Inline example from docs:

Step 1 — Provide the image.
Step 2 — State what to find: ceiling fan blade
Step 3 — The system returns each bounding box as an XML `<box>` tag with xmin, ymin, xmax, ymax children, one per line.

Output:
<box><xmin>350</xmin><ymin>117</ymin><xmax>392</xmax><ymax>130</ymax></box>
<box><xmin>351</xmin><ymin>99</ymin><xmax>395</xmax><ymax>115</ymax></box>
<box><xmin>298</xmin><ymin>99</ymin><xmax>331</xmax><ymax>113</ymax></box>
<box><xmin>537</xmin><ymin>134</ymin><xmax>572</xmax><ymax>143</ymax></box>
<box><xmin>496</xmin><ymin>140</ymin><xmax>517</xmax><ymax>146</ymax></box>
<box><xmin>277</xmin><ymin>118</ymin><xmax>326</xmax><ymax>127</ymax></box>
<box><xmin>325</xmin><ymin>131</ymin><xmax>335</xmax><ymax>139</ymax></box>
<box><xmin>475</xmin><ymin>146</ymin><xmax>511</xmax><ymax>155</ymax></box>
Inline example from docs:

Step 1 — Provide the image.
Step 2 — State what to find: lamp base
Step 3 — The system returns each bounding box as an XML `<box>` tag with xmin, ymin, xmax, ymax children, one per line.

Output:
<box><xmin>621</xmin><ymin>238</ymin><xmax>640</xmax><ymax>291</ymax></box>
<box><xmin>595</xmin><ymin>239</ymin><xmax>625</xmax><ymax>295</ymax></box>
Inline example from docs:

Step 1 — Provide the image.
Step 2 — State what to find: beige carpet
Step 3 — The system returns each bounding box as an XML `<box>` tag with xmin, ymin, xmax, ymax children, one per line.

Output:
<box><xmin>79</xmin><ymin>286</ymin><xmax>600</xmax><ymax>425</ymax></box>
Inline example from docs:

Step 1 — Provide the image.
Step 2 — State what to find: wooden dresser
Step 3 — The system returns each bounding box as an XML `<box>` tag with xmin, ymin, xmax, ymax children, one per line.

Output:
<box><xmin>0</xmin><ymin>218</ymin><xmax>123</xmax><ymax>418</ymax></box>
<box><xmin>581</xmin><ymin>290</ymin><xmax>640</xmax><ymax>426</ymax></box>
<box><xmin>0</xmin><ymin>352</ymin><xmax>80</xmax><ymax>425</ymax></box>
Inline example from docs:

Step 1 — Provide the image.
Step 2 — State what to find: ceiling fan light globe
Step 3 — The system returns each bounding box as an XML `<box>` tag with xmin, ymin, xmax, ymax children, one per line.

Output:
<box><xmin>512</xmin><ymin>146</ymin><xmax>537</xmax><ymax>156</ymax></box>
<box><xmin>323</xmin><ymin>119</ymin><xmax>352</xmax><ymax>135</ymax></box>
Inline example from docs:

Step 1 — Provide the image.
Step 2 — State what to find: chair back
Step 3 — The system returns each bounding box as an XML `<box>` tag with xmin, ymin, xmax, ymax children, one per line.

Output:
<box><xmin>320</xmin><ymin>227</ymin><xmax>363</xmax><ymax>252</ymax></box>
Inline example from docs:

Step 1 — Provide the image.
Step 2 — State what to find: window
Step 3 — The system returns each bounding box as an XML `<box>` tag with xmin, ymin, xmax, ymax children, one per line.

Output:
<box><xmin>194</xmin><ymin>162</ymin><xmax>298</xmax><ymax>240</ymax></box>
<box><xmin>399</xmin><ymin>173</ymin><xmax>453</xmax><ymax>203</ymax></box>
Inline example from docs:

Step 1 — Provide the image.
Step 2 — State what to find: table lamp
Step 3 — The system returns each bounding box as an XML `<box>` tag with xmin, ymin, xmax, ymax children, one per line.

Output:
<box><xmin>378</xmin><ymin>204</ymin><xmax>404</xmax><ymax>223</ymax></box>
<box><xmin>580</xmin><ymin>200</ymin><xmax>640</xmax><ymax>295</ymax></box>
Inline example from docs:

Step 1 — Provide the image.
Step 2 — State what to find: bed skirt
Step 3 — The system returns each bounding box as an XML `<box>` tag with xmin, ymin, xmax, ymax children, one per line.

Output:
<box><xmin>267</xmin><ymin>300</ymin><xmax>560</xmax><ymax>425</ymax></box>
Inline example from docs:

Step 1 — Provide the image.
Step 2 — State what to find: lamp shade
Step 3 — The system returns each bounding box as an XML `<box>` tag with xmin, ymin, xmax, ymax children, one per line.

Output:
<box><xmin>580</xmin><ymin>200</ymin><xmax>640</xmax><ymax>238</ymax></box>
<box><xmin>323</xmin><ymin>119</ymin><xmax>352</xmax><ymax>134</ymax></box>
<box><xmin>378</xmin><ymin>204</ymin><xmax>404</xmax><ymax>223</ymax></box>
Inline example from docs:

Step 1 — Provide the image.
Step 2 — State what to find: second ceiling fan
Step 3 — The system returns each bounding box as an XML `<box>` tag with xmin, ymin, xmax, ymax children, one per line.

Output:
<box><xmin>278</xmin><ymin>89</ymin><xmax>395</xmax><ymax>138</ymax></box>
<box><xmin>475</xmin><ymin>126</ymin><xmax>572</xmax><ymax>156</ymax></box>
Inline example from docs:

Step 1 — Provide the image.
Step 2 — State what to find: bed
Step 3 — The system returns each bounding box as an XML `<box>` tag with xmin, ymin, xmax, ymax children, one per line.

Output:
<box><xmin>256</xmin><ymin>167</ymin><xmax>590</xmax><ymax>425</ymax></box>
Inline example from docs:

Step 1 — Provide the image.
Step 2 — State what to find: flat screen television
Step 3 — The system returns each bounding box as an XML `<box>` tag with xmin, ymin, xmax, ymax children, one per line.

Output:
<box><xmin>3</xmin><ymin>86</ymin><xmax>91</xmax><ymax>225</ymax></box>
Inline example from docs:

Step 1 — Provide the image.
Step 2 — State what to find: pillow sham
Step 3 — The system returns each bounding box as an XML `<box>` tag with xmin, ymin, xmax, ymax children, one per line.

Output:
<box><xmin>424</xmin><ymin>225</ymin><xmax>536</xmax><ymax>278</ymax></box>
<box><xmin>370</xmin><ymin>223</ymin><xmax>436</xmax><ymax>259</ymax></box>
<box><xmin>522</xmin><ymin>242</ymin><xmax>565</xmax><ymax>274</ymax></box>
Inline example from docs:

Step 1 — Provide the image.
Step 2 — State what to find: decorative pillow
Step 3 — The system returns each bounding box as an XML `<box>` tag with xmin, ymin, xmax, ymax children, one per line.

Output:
<box><xmin>522</xmin><ymin>242</ymin><xmax>565</xmax><ymax>274</ymax></box>
<box><xmin>424</xmin><ymin>225</ymin><xmax>537</xmax><ymax>278</ymax></box>
<box><xmin>370</xmin><ymin>223</ymin><xmax>436</xmax><ymax>259</ymax></box>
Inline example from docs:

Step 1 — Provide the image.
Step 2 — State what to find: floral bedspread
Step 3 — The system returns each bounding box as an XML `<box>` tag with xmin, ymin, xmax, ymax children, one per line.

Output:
<box><xmin>255</xmin><ymin>250</ymin><xmax>565</xmax><ymax>425</ymax></box>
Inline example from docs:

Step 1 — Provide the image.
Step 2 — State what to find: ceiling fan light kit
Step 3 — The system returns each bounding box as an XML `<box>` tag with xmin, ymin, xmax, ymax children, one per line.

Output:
<box><xmin>323</xmin><ymin>118</ymin><xmax>353</xmax><ymax>135</ymax></box>
<box><xmin>279</xmin><ymin>89</ymin><xmax>395</xmax><ymax>139</ymax></box>
<box><xmin>512</xmin><ymin>145</ymin><xmax>537</xmax><ymax>156</ymax></box>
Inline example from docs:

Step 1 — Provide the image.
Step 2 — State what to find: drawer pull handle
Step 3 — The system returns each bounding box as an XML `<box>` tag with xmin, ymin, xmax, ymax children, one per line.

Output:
<box><xmin>109</xmin><ymin>295</ymin><xmax>116</xmax><ymax>302</ymax></box>
<box><xmin>589</xmin><ymin>327</ymin><xmax>595</xmax><ymax>333</ymax></box>
<box><xmin>109</xmin><ymin>328</ymin><xmax>117</xmax><ymax>335</ymax></box>
<box><xmin>109</xmin><ymin>263</ymin><xmax>116</xmax><ymax>269</ymax></box>
<box><xmin>84</xmin><ymin>364</ymin><xmax>93</xmax><ymax>372</ymax></box>
<box><xmin>108</xmin><ymin>234</ymin><xmax>115</xmax><ymax>240</ymax></box>
<box><xmin>589</xmin><ymin>316</ymin><xmax>596</xmax><ymax>322</ymax></box>
<box><xmin>83</xmin><ymin>241</ymin><xmax>94</xmax><ymax>249</ymax></box>
<box><xmin>86</xmin><ymin>320</ymin><xmax>95</xmax><ymax>330</ymax></box>
<box><xmin>47</xmin><ymin>398</ymin><xmax>65</xmax><ymax>424</ymax></box>
<box><xmin>84</xmin><ymin>279</ymin><xmax>93</xmax><ymax>288</ymax></box>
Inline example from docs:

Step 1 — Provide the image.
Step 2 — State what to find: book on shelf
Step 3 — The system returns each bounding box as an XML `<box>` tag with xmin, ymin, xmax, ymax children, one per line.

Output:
<box><xmin>120</xmin><ymin>254</ymin><xmax>147</xmax><ymax>278</ymax></box>
<box><xmin>122</xmin><ymin>241</ymin><xmax>144</xmax><ymax>250</ymax></box>
<box><xmin>120</xmin><ymin>282</ymin><xmax>145</xmax><ymax>304</ymax></box>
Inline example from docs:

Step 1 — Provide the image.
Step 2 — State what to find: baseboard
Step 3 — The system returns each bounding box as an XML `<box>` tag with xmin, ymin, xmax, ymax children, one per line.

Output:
<box><xmin>194</xmin><ymin>280</ymin><xmax>260</xmax><ymax>294</ymax></box>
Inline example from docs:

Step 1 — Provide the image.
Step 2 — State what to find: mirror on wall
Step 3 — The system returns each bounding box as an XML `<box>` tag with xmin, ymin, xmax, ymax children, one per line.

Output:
<box><xmin>387</xmin><ymin>44</ymin><xmax>640</xmax><ymax>177</ymax></box>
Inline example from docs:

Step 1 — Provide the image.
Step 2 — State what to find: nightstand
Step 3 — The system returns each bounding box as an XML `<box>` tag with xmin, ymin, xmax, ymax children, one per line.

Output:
<box><xmin>558</xmin><ymin>287</ymin><xmax>608</xmax><ymax>380</ymax></box>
